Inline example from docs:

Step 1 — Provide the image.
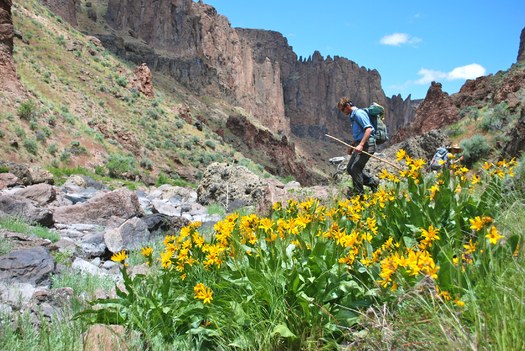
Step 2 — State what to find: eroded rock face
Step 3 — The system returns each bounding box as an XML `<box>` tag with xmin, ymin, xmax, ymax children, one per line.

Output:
<box><xmin>0</xmin><ymin>0</ymin><xmax>24</xmax><ymax>94</ymax></box>
<box><xmin>102</xmin><ymin>0</ymin><xmax>414</xmax><ymax>143</ymax></box>
<box><xmin>131</xmin><ymin>63</ymin><xmax>154</xmax><ymax>98</ymax></box>
<box><xmin>41</xmin><ymin>0</ymin><xmax>78</xmax><ymax>26</ymax></box>
<box><xmin>226</xmin><ymin>114</ymin><xmax>321</xmax><ymax>186</ymax></box>
<box><xmin>392</xmin><ymin>82</ymin><xmax>460</xmax><ymax>143</ymax></box>
<box><xmin>391</xmin><ymin>27</ymin><xmax>525</xmax><ymax>145</ymax></box>
<box><xmin>518</xmin><ymin>27</ymin><xmax>525</xmax><ymax>63</ymax></box>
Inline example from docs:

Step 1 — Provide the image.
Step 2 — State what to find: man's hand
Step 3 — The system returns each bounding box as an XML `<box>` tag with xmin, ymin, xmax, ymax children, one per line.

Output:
<box><xmin>354</xmin><ymin>144</ymin><xmax>364</xmax><ymax>153</ymax></box>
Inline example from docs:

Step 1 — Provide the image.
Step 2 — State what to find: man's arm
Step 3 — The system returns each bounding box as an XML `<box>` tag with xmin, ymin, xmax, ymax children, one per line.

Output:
<box><xmin>355</xmin><ymin>127</ymin><xmax>372</xmax><ymax>153</ymax></box>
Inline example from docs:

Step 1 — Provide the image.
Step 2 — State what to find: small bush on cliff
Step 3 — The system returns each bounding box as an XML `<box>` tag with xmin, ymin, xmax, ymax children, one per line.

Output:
<box><xmin>17</xmin><ymin>100</ymin><xmax>36</xmax><ymax>121</ymax></box>
<box><xmin>106</xmin><ymin>153</ymin><xmax>137</xmax><ymax>178</ymax></box>
<box><xmin>23</xmin><ymin>138</ymin><xmax>38</xmax><ymax>155</ymax></box>
<box><xmin>461</xmin><ymin>134</ymin><xmax>491</xmax><ymax>166</ymax></box>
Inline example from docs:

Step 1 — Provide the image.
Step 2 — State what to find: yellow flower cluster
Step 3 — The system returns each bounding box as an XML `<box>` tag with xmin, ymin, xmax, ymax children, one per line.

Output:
<box><xmin>483</xmin><ymin>159</ymin><xmax>517</xmax><ymax>178</ymax></box>
<box><xmin>135</xmin><ymin>153</ymin><xmax>514</xmax><ymax>309</ymax></box>
<box><xmin>111</xmin><ymin>250</ymin><xmax>128</xmax><ymax>266</ymax></box>
<box><xmin>419</xmin><ymin>225</ymin><xmax>440</xmax><ymax>250</ymax></box>
<box><xmin>194</xmin><ymin>282</ymin><xmax>213</xmax><ymax>304</ymax></box>
<box><xmin>378</xmin><ymin>248</ymin><xmax>439</xmax><ymax>290</ymax></box>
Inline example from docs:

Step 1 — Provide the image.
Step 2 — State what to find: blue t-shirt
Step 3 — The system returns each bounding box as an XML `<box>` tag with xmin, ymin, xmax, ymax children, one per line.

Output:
<box><xmin>349</xmin><ymin>109</ymin><xmax>375</xmax><ymax>142</ymax></box>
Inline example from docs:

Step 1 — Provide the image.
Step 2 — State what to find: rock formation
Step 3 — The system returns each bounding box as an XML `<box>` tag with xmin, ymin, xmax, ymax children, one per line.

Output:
<box><xmin>41</xmin><ymin>0</ymin><xmax>78</xmax><ymax>26</ymax></box>
<box><xmin>104</xmin><ymin>0</ymin><xmax>290</xmax><ymax>135</ymax></box>
<box><xmin>100</xmin><ymin>0</ymin><xmax>414</xmax><ymax>143</ymax></box>
<box><xmin>518</xmin><ymin>27</ymin><xmax>525</xmax><ymax>63</ymax></box>
<box><xmin>131</xmin><ymin>63</ymin><xmax>154</xmax><ymax>98</ymax></box>
<box><xmin>0</xmin><ymin>0</ymin><xmax>24</xmax><ymax>95</ymax></box>
<box><xmin>392</xmin><ymin>82</ymin><xmax>460</xmax><ymax>143</ymax></box>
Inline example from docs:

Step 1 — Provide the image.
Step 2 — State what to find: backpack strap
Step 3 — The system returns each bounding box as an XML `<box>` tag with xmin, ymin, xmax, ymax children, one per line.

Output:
<box><xmin>355</xmin><ymin>109</ymin><xmax>374</xmax><ymax>130</ymax></box>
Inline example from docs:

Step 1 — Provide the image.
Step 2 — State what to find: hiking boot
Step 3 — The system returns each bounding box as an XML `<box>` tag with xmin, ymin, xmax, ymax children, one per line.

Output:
<box><xmin>368</xmin><ymin>179</ymin><xmax>380</xmax><ymax>193</ymax></box>
<box><xmin>346</xmin><ymin>188</ymin><xmax>362</xmax><ymax>199</ymax></box>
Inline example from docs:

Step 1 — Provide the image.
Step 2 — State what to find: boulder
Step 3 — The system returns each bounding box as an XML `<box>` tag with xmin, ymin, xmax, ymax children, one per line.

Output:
<box><xmin>104</xmin><ymin>217</ymin><xmax>150</xmax><ymax>253</ymax></box>
<box><xmin>197</xmin><ymin>162</ymin><xmax>268</xmax><ymax>210</ymax></box>
<box><xmin>0</xmin><ymin>194</ymin><xmax>54</xmax><ymax>226</ymax></box>
<box><xmin>13</xmin><ymin>183</ymin><xmax>57</xmax><ymax>206</ymax></box>
<box><xmin>0</xmin><ymin>247</ymin><xmax>55</xmax><ymax>285</ymax></box>
<box><xmin>0</xmin><ymin>172</ymin><xmax>19</xmax><ymax>189</ymax></box>
<box><xmin>53</xmin><ymin>188</ymin><xmax>144</xmax><ymax>226</ymax></box>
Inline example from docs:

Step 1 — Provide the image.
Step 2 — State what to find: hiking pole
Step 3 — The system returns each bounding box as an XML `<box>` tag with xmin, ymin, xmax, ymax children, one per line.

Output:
<box><xmin>325</xmin><ymin>134</ymin><xmax>403</xmax><ymax>171</ymax></box>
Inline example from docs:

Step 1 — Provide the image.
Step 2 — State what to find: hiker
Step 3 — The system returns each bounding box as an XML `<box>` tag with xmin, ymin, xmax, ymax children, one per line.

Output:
<box><xmin>337</xmin><ymin>97</ymin><xmax>379</xmax><ymax>196</ymax></box>
<box><xmin>447</xmin><ymin>144</ymin><xmax>464</xmax><ymax>165</ymax></box>
<box><xmin>430</xmin><ymin>144</ymin><xmax>464</xmax><ymax>171</ymax></box>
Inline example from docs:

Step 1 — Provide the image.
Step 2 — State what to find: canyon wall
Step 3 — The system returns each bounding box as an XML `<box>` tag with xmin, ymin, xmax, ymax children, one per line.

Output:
<box><xmin>102</xmin><ymin>0</ymin><xmax>415</xmax><ymax>141</ymax></box>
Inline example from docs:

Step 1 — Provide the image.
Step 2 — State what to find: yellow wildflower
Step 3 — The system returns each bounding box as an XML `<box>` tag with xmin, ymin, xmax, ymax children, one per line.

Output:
<box><xmin>452</xmin><ymin>255</ymin><xmax>459</xmax><ymax>265</ymax></box>
<box><xmin>192</xmin><ymin>232</ymin><xmax>205</xmax><ymax>248</ymax></box>
<box><xmin>396</xmin><ymin>149</ymin><xmax>407</xmax><ymax>161</ymax></box>
<box><xmin>111</xmin><ymin>250</ymin><xmax>128</xmax><ymax>264</ymax></box>
<box><xmin>159</xmin><ymin>250</ymin><xmax>173</xmax><ymax>269</ymax></box>
<box><xmin>482</xmin><ymin>162</ymin><xmax>493</xmax><ymax>170</ymax></box>
<box><xmin>469</xmin><ymin>216</ymin><xmax>484</xmax><ymax>231</ymax></box>
<box><xmin>194</xmin><ymin>283</ymin><xmax>213</xmax><ymax>304</ymax></box>
<box><xmin>486</xmin><ymin>226</ymin><xmax>503</xmax><ymax>245</ymax></box>
<box><xmin>421</xmin><ymin>225</ymin><xmax>440</xmax><ymax>242</ymax></box>
<box><xmin>429</xmin><ymin>184</ymin><xmax>439</xmax><ymax>200</ymax></box>
<box><xmin>454</xmin><ymin>298</ymin><xmax>465</xmax><ymax>307</ymax></box>
<box><xmin>140</xmin><ymin>246</ymin><xmax>153</xmax><ymax>257</ymax></box>
<box><xmin>463</xmin><ymin>239</ymin><xmax>477</xmax><ymax>254</ymax></box>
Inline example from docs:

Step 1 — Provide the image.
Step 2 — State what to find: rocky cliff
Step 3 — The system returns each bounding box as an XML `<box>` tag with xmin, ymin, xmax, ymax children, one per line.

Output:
<box><xmin>518</xmin><ymin>27</ymin><xmax>525</xmax><ymax>63</ymax></box>
<box><xmin>393</xmin><ymin>50</ymin><xmax>525</xmax><ymax>149</ymax></box>
<box><xmin>42</xmin><ymin>0</ymin><xmax>78</xmax><ymax>26</ymax></box>
<box><xmin>103</xmin><ymin>0</ymin><xmax>289</xmax><ymax>135</ymax></box>
<box><xmin>97</xmin><ymin>0</ymin><xmax>414</xmax><ymax>142</ymax></box>
<box><xmin>0</xmin><ymin>0</ymin><xmax>24</xmax><ymax>95</ymax></box>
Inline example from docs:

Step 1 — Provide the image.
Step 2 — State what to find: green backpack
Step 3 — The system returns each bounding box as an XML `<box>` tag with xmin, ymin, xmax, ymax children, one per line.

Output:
<box><xmin>362</xmin><ymin>102</ymin><xmax>389</xmax><ymax>145</ymax></box>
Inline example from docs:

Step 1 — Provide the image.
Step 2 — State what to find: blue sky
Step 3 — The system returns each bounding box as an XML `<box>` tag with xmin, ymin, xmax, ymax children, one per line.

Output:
<box><xmin>203</xmin><ymin>0</ymin><xmax>524</xmax><ymax>100</ymax></box>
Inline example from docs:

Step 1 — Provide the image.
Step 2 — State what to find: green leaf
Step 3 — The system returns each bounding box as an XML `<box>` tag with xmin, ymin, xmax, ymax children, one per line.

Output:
<box><xmin>403</xmin><ymin>236</ymin><xmax>418</xmax><ymax>248</ymax></box>
<box><xmin>271</xmin><ymin>324</ymin><xmax>296</xmax><ymax>338</ymax></box>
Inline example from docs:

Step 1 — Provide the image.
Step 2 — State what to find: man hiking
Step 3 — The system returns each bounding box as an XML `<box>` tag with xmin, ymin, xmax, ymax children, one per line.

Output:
<box><xmin>337</xmin><ymin>97</ymin><xmax>379</xmax><ymax>196</ymax></box>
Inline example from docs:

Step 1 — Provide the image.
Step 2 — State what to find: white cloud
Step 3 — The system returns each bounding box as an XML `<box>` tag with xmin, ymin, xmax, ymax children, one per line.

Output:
<box><xmin>448</xmin><ymin>63</ymin><xmax>486</xmax><ymax>79</ymax></box>
<box><xmin>415</xmin><ymin>68</ymin><xmax>448</xmax><ymax>85</ymax></box>
<box><xmin>415</xmin><ymin>64</ymin><xmax>486</xmax><ymax>85</ymax></box>
<box><xmin>380</xmin><ymin>33</ymin><xmax>421</xmax><ymax>46</ymax></box>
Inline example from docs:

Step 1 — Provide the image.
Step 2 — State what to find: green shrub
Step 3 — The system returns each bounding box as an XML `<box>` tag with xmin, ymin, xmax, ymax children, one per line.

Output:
<box><xmin>14</xmin><ymin>126</ymin><xmax>26</xmax><ymax>138</ymax></box>
<box><xmin>29</xmin><ymin>120</ymin><xmax>38</xmax><ymax>130</ymax></box>
<box><xmin>60</xmin><ymin>150</ymin><xmax>71</xmax><ymax>163</ymax></box>
<box><xmin>0</xmin><ymin>236</ymin><xmax>12</xmax><ymax>255</ymax></box>
<box><xmin>106</xmin><ymin>153</ymin><xmax>136</xmax><ymax>178</ymax></box>
<box><xmin>115</xmin><ymin>75</ymin><xmax>127</xmax><ymax>87</ymax></box>
<box><xmin>140</xmin><ymin>157</ymin><xmax>153</xmax><ymax>170</ymax></box>
<box><xmin>204</xmin><ymin>140</ymin><xmax>216</xmax><ymax>149</ymax></box>
<box><xmin>23</xmin><ymin>138</ymin><xmax>38</xmax><ymax>155</ymax></box>
<box><xmin>94</xmin><ymin>165</ymin><xmax>105</xmax><ymax>176</ymax></box>
<box><xmin>461</xmin><ymin>134</ymin><xmax>491</xmax><ymax>166</ymax></box>
<box><xmin>17</xmin><ymin>100</ymin><xmax>36</xmax><ymax>121</ymax></box>
<box><xmin>47</xmin><ymin>143</ymin><xmax>58</xmax><ymax>155</ymax></box>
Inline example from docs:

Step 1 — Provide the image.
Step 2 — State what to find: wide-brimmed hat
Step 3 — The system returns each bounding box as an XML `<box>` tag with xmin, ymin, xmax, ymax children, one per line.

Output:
<box><xmin>448</xmin><ymin>144</ymin><xmax>462</xmax><ymax>152</ymax></box>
